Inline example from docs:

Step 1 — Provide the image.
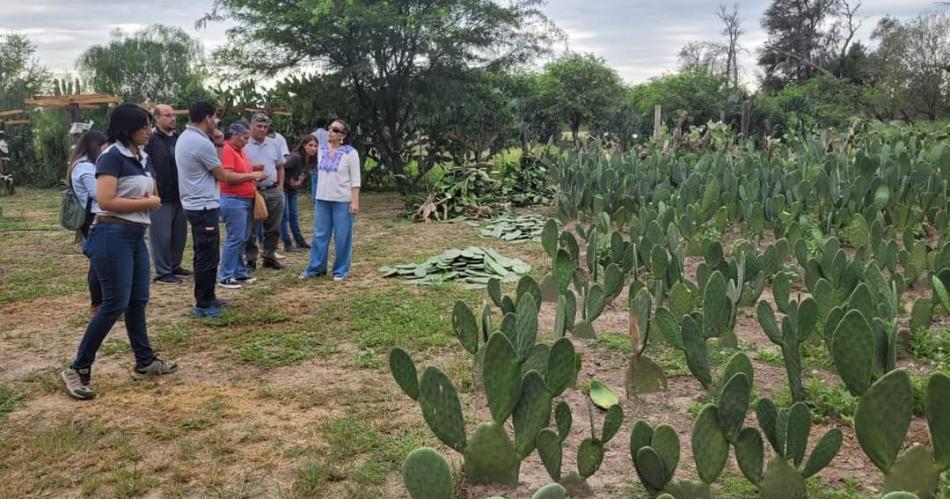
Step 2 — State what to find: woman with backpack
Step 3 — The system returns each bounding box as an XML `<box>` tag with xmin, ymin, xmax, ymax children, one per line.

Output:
<box><xmin>62</xmin><ymin>103</ymin><xmax>177</xmax><ymax>401</ymax></box>
<box><xmin>68</xmin><ymin>130</ymin><xmax>108</xmax><ymax>317</ymax></box>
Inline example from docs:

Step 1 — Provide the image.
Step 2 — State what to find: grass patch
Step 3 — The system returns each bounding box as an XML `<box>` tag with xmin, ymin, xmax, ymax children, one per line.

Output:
<box><xmin>238</xmin><ymin>330</ymin><xmax>338</xmax><ymax>368</ymax></box>
<box><xmin>0</xmin><ymin>264</ymin><xmax>86</xmax><ymax>305</ymax></box>
<box><xmin>908</xmin><ymin>327</ymin><xmax>950</xmax><ymax>375</ymax></box>
<box><xmin>804</xmin><ymin>378</ymin><xmax>857</xmax><ymax>423</ymax></box>
<box><xmin>0</xmin><ymin>384</ymin><xmax>25</xmax><ymax>417</ymax></box>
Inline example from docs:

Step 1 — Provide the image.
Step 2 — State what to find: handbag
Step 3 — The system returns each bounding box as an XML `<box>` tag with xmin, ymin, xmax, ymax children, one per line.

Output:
<box><xmin>60</xmin><ymin>179</ymin><xmax>90</xmax><ymax>231</ymax></box>
<box><xmin>253</xmin><ymin>191</ymin><xmax>268</xmax><ymax>220</ymax></box>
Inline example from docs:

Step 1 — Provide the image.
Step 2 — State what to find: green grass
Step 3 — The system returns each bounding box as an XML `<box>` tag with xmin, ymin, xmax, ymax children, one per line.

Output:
<box><xmin>908</xmin><ymin>327</ymin><xmax>950</xmax><ymax>375</ymax></box>
<box><xmin>0</xmin><ymin>264</ymin><xmax>86</xmax><ymax>305</ymax></box>
<box><xmin>238</xmin><ymin>330</ymin><xmax>338</xmax><ymax>368</ymax></box>
<box><xmin>0</xmin><ymin>384</ymin><xmax>25</xmax><ymax>417</ymax></box>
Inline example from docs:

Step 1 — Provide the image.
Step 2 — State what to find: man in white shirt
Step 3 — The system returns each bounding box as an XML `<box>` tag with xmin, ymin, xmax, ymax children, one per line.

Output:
<box><xmin>243</xmin><ymin>113</ymin><xmax>286</xmax><ymax>270</ymax></box>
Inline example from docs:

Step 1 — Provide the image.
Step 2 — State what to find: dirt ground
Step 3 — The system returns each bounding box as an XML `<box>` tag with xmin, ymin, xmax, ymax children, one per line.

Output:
<box><xmin>0</xmin><ymin>189</ymin><xmax>946</xmax><ymax>498</ymax></box>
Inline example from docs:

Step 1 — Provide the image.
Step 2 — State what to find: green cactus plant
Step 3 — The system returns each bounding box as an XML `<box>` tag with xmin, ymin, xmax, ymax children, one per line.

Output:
<box><xmin>733</xmin><ymin>399</ymin><xmax>842</xmax><ymax>499</ymax></box>
<box><xmin>625</xmin><ymin>287</ymin><xmax>667</xmax><ymax>396</ymax></box>
<box><xmin>537</xmin><ymin>400</ymin><xmax>623</xmax><ymax>496</ymax></box>
<box><xmin>402</xmin><ymin>447</ymin><xmax>455</xmax><ymax>499</ymax></box>
<box><xmin>853</xmin><ymin>370</ymin><xmax>950</xmax><ymax>498</ymax></box>
<box><xmin>756</xmin><ymin>297</ymin><xmax>817</xmax><ymax>402</ymax></box>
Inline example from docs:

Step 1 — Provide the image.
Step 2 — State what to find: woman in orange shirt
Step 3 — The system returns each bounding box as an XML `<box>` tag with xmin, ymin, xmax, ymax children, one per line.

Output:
<box><xmin>217</xmin><ymin>122</ymin><xmax>258</xmax><ymax>288</ymax></box>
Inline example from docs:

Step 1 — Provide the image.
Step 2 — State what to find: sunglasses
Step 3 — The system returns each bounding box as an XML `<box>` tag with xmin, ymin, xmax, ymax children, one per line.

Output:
<box><xmin>329</xmin><ymin>127</ymin><xmax>346</xmax><ymax>134</ymax></box>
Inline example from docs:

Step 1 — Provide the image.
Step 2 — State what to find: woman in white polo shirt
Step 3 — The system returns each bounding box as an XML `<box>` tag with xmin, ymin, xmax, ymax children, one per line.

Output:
<box><xmin>300</xmin><ymin>119</ymin><xmax>360</xmax><ymax>281</ymax></box>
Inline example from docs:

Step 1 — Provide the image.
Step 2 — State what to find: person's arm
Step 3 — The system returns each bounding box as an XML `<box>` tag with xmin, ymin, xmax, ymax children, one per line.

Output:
<box><xmin>349</xmin><ymin>151</ymin><xmax>361</xmax><ymax>214</ymax></box>
<box><xmin>97</xmin><ymin>175</ymin><xmax>161</xmax><ymax>212</ymax></box>
<box><xmin>212</xmin><ymin>167</ymin><xmax>264</xmax><ymax>184</ymax></box>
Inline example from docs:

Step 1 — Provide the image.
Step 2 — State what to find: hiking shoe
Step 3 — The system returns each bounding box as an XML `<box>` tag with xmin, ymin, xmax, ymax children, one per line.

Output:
<box><xmin>194</xmin><ymin>305</ymin><xmax>222</xmax><ymax>319</ymax></box>
<box><xmin>154</xmin><ymin>274</ymin><xmax>182</xmax><ymax>284</ymax></box>
<box><xmin>236</xmin><ymin>276</ymin><xmax>257</xmax><ymax>283</ymax></box>
<box><xmin>173</xmin><ymin>267</ymin><xmax>194</xmax><ymax>276</ymax></box>
<box><xmin>295</xmin><ymin>240</ymin><xmax>311</xmax><ymax>249</ymax></box>
<box><xmin>211</xmin><ymin>298</ymin><xmax>232</xmax><ymax>309</ymax></box>
<box><xmin>132</xmin><ymin>358</ymin><xmax>178</xmax><ymax>380</ymax></box>
<box><xmin>273</xmin><ymin>252</ymin><xmax>287</xmax><ymax>260</ymax></box>
<box><xmin>218</xmin><ymin>278</ymin><xmax>242</xmax><ymax>289</ymax></box>
<box><xmin>62</xmin><ymin>367</ymin><xmax>95</xmax><ymax>400</ymax></box>
<box><xmin>263</xmin><ymin>259</ymin><xmax>283</xmax><ymax>270</ymax></box>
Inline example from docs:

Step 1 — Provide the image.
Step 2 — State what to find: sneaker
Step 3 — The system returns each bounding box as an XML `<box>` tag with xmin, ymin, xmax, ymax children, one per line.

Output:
<box><xmin>298</xmin><ymin>272</ymin><xmax>312</xmax><ymax>280</ymax></box>
<box><xmin>333</xmin><ymin>276</ymin><xmax>346</xmax><ymax>281</ymax></box>
<box><xmin>274</xmin><ymin>252</ymin><xmax>287</xmax><ymax>260</ymax></box>
<box><xmin>62</xmin><ymin>367</ymin><xmax>95</xmax><ymax>400</ymax></box>
<box><xmin>132</xmin><ymin>358</ymin><xmax>178</xmax><ymax>380</ymax></box>
<box><xmin>173</xmin><ymin>267</ymin><xmax>194</xmax><ymax>276</ymax></box>
<box><xmin>263</xmin><ymin>259</ymin><xmax>283</xmax><ymax>270</ymax></box>
<box><xmin>210</xmin><ymin>298</ymin><xmax>232</xmax><ymax>309</ymax></box>
<box><xmin>218</xmin><ymin>278</ymin><xmax>242</xmax><ymax>289</ymax></box>
<box><xmin>193</xmin><ymin>305</ymin><xmax>222</xmax><ymax>319</ymax></box>
<box><xmin>246</xmin><ymin>260</ymin><xmax>257</xmax><ymax>272</ymax></box>
<box><xmin>154</xmin><ymin>274</ymin><xmax>182</xmax><ymax>284</ymax></box>
<box><xmin>236</xmin><ymin>276</ymin><xmax>257</xmax><ymax>283</ymax></box>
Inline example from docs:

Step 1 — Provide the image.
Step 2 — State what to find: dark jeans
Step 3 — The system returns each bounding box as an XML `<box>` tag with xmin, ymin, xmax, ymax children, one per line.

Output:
<box><xmin>245</xmin><ymin>188</ymin><xmax>283</xmax><ymax>264</ymax></box>
<box><xmin>281</xmin><ymin>190</ymin><xmax>306</xmax><ymax>244</ymax></box>
<box><xmin>72</xmin><ymin>223</ymin><xmax>154</xmax><ymax>370</ymax></box>
<box><xmin>80</xmin><ymin>222</ymin><xmax>102</xmax><ymax>307</ymax></box>
<box><xmin>185</xmin><ymin>208</ymin><xmax>220</xmax><ymax>308</ymax></box>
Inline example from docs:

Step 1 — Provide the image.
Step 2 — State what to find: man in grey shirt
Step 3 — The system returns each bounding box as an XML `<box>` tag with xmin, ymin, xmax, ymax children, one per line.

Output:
<box><xmin>176</xmin><ymin>101</ymin><xmax>264</xmax><ymax>318</ymax></box>
<box><xmin>243</xmin><ymin>112</ymin><xmax>286</xmax><ymax>270</ymax></box>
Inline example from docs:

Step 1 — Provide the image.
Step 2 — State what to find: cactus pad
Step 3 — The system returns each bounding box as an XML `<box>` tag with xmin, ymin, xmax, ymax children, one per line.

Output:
<box><xmin>759</xmin><ymin>455</ymin><xmax>807</xmax><ymax>499</ymax></box>
<box><xmin>855</xmin><ymin>369</ymin><xmax>913</xmax><ymax>472</ymax></box>
<box><xmin>801</xmin><ymin>428</ymin><xmax>842</xmax><ymax>479</ymax></box>
<box><xmin>718</xmin><ymin>372</ymin><xmax>751</xmax><ymax>444</ymax></box>
<box><xmin>463</xmin><ymin>422</ymin><xmax>521</xmax><ymax>486</ymax></box>
<box><xmin>882</xmin><ymin>444</ymin><xmax>940</xmax><ymax>498</ymax></box>
<box><xmin>785</xmin><ymin>402</ymin><xmax>811</xmax><ymax>467</ymax></box>
<box><xmin>577</xmin><ymin>437</ymin><xmax>605</xmax><ymax>478</ymax></box>
<box><xmin>513</xmin><ymin>371</ymin><xmax>552</xmax><ymax>458</ymax></box>
<box><xmin>419</xmin><ymin>366</ymin><xmax>467</xmax><ymax>452</ymax></box>
<box><xmin>691</xmin><ymin>405</ymin><xmax>729</xmax><ymax>484</ymax></box>
<box><xmin>389</xmin><ymin>347</ymin><xmax>419</xmax><ymax>400</ymax></box>
<box><xmin>531</xmin><ymin>483</ymin><xmax>567</xmax><ymax>499</ymax></box>
<box><xmin>483</xmin><ymin>333</ymin><xmax>522</xmax><ymax>424</ymax></box>
<box><xmin>927</xmin><ymin>373</ymin><xmax>950</xmax><ymax>469</ymax></box>
<box><xmin>402</xmin><ymin>447</ymin><xmax>454</xmax><ymax>499</ymax></box>
<box><xmin>734</xmin><ymin>427</ymin><xmax>764</xmax><ymax>485</ymax></box>
<box><xmin>535</xmin><ymin>429</ymin><xmax>562</xmax><ymax>481</ymax></box>
<box><xmin>546</xmin><ymin>338</ymin><xmax>577</xmax><ymax>397</ymax></box>
<box><xmin>682</xmin><ymin>315</ymin><xmax>712</xmax><ymax>389</ymax></box>
<box><xmin>452</xmin><ymin>301</ymin><xmax>479</xmax><ymax>355</ymax></box>
<box><xmin>652</xmin><ymin>424</ymin><xmax>681</xmax><ymax>483</ymax></box>
<box><xmin>635</xmin><ymin>446</ymin><xmax>669</xmax><ymax>491</ymax></box>
<box><xmin>602</xmin><ymin>404</ymin><xmax>624</xmax><ymax>443</ymax></box>
<box><xmin>831</xmin><ymin>309</ymin><xmax>874</xmax><ymax>396</ymax></box>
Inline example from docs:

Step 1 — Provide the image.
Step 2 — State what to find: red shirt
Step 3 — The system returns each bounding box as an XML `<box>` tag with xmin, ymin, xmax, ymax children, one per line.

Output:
<box><xmin>219</xmin><ymin>143</ymin><xmax>256</xmax><ymax>198</ymax></box>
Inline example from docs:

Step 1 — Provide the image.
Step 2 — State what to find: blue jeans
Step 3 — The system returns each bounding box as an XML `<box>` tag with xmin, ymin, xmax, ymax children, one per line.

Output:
<box><xmin>73</xmin><ymin>223</ymin><xmax>155</xmax><ymax>370</ymax></box>
<box><xmin>281</xmin><ymin>190</ymin><xmax>306</xmax><ymax>244</ymax></box>
<box><xmin>304</xmin><ymin>200</ymin><xmax>353</xmax><ymax>278</ymax></box>
<box><xmin>218</xmin><ymin>196</ymin><xmax>253</xmax><ymax>281</ymax></box>
<box><xmin>310</xmin><ymin>171</ymin><xmax>317</xmax><ymax>199</ymax></box>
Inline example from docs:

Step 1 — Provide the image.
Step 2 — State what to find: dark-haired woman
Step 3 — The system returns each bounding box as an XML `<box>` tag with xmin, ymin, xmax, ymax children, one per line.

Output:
<box><xmin>300</xmin><ymin>119</ymin><xmax>360</xmax><ymax>281</ymax></box>
<box><xmin>62</xmin><ymin>103</ymin><xmax>177</xmax><ymax>401</ymax></box>
<box><xmin>68</xmin><ymin>130</ymin><xmax>108</xmax><ymax>316</ymax></box>
<box><xmin>281</xmin><ymin>136</ymin><xmax>317</xmax><ymax>252</ymax></box>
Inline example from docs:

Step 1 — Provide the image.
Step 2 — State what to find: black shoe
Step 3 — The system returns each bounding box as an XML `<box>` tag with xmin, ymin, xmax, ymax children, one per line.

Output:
<box><xmin>296</xmin><ymin>240</ymin><xmax>311</xmax><ymax>249</ymax></box>
<box><xmin>246</xmin><ymin>260</ymin><xmax>257</xmax><ymax>272</ymax></box>
<box><xmin>154</xmin><ymin>274</ymin><xmax>182</xmax><ymax>284</ymax></box>
<box><xmin>173</xmin><ymin>267</ymin><xmax>193</xmax><ymax>276</ymax></box>
<box><xmin>263</xmin><ymin>259</ymin><xmax>283</xmax><ymax>270</ymax></box>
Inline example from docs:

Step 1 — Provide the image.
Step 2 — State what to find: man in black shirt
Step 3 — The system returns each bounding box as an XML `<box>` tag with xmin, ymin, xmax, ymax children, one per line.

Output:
<box><xmin>147</xmin><ymin>104</ymin><xmax>191</xmax><ymax>284</ymax></box>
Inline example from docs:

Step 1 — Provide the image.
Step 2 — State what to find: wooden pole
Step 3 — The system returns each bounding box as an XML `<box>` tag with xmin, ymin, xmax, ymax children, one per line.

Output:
<box><xmin>653</xmin><ymin>104</ymin><xmax>662</xmax><ymax>140</ymax></box>
<box><xmin>740</xmin><ymin>100</ymin><xmax>750</xmax><ymax>140</ymax></box>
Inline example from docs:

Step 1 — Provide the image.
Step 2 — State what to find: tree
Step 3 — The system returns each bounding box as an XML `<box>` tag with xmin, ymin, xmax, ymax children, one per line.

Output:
<box><xmin>678</xmin><ymin>41</ymin><xmax>728</xmax><ymax>75</ymax></box>
<box><xmin>203</xmin><ymin>0</ymin><xmax>558</xmax><ymax>192</ymax></box>
<box><xmin>869</xmin><ymin>9</ymin><xmax>950</xmax><ymax>120</ymax></box>
<box><xmin>629</xmin><ymin>68</ymin><xmax>740</xmax><ymax>136</ymax></box>
<box><xmin>539</xmin><ymin>53</ymin><xmax>625</xmax><ymax>143</ymax></box>
<box><xmin>758</xmin><ymin>0</ymin><xmax>837</xmax><ymax>91</ymax></box>
<box><xmin>718</xmin><ymin>3</ymin><xmax>744</xmax><ymax>89</ymax></box>
<box><xmin>76</xmin><ymin>25</ymin><xmax>207</xmax><ymax>104</ymax></box>
<box><xmin>0</xmin><ymin>32</ymin><xmax>49</xmax><ymax>108</ymax></box>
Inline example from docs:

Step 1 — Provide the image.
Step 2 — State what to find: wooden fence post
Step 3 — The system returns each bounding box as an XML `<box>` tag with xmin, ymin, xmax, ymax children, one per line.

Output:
<box><xmin>740</xmin><ymin>100</ymin><xmax>750</xmax><ymax>140</ymax></box>
<box><xmin>653</xmin><ymin>104</ymin><xmax>662</xmax><ymax>140</ymax></box>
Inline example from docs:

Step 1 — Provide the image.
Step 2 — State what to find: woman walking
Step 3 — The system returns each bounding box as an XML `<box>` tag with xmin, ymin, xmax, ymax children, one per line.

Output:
<box><xmin>68</xmin><ymin>130</ymin><xmax>108</xmax><ymax>316</ymax></box>
<box><xmin>62</xmin><ymin>103</ymin><xmax>177</xmax><ymax>401</ymax></box>
<box><xmin>217</xmin><ymin>123</ymin><xmax>260</xmax><ymax>288</ymax></box>
<box><xmin>299</xmin><ymin>119</ymin><xmax>360</xmax><ymax>281</ymax></box>
<box><xmin>281</xmin><ymin>135</ymin><xmax>317</xmax><ymax>252</ymax></box>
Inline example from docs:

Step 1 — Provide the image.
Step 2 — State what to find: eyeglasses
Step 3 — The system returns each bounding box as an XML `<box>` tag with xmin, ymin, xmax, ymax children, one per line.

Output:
<box><xmin>329</xmin><ymin>127</ymin><xmax>345</xmax><ymax>134</ymax></box>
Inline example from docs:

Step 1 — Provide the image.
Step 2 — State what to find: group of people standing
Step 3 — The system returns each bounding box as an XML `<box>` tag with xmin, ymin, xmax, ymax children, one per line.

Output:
<box><xmin>61</xmin><ymin>101</ymin><xmax>361</xmax><ymax>400</ymax></box>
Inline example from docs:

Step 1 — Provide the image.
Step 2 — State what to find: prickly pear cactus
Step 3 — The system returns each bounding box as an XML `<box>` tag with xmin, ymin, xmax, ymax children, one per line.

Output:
<box><xmin>402</xmin><ymin>447</ymin><xmax>455</xmax><ymax>499</ymax></box>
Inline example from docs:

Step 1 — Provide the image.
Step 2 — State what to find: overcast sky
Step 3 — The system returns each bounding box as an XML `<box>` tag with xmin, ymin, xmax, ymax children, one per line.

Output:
<box><xmin>0</xmin><ymin>0</ymin><xmax>938</xmax><ymax>87</ymax></box>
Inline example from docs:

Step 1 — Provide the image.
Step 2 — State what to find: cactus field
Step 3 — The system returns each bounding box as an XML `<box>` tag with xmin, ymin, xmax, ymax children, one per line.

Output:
<box><xmin>0</xmin><ymin>124</ymin><xmax>949</xmax><ymax>497</ymax></box>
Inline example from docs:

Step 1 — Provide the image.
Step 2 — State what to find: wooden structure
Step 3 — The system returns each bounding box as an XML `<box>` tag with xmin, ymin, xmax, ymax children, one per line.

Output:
<box><xmin>25</xmin><ymin>94</ymin><xmax>121</xmax><ymax>123</ymax></box>
<box><xmin>0</xmin><ymin>109</ymin><xmax>29</xmax><ymax>127</ymax></box>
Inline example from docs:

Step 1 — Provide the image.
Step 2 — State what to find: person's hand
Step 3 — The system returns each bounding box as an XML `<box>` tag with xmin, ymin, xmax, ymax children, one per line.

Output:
<box><xmin>144</xmin><ymin>194</ymin><xmax>162</xmax><ymax>210</ymax></box>
<box><xmin>211</xmin><ymin>129</ymin><xmax>224</xmax><ymax>147</ymax></box>
<box><xmin>251</xmin><ymin>171</ymin><xmax>266</xmax><ymax>181</ymax></box>
<box><xmin>350</xmin><ymin>202</ymin><xmax>360</xmax><ymax>214</ymax></box>
<box><xmin>253</xmin><ymin>164</ymin><xmax>265</xmax><ymax>171</ymax></box>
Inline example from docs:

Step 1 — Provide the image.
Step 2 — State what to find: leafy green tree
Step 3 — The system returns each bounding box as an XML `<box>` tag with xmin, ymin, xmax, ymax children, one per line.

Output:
<box><xmin>0</xmin><ymin>32</ymin><xmax>49</xmax><ymax>108</ymax></box>
<box><xmin>539</xmin><ymin>53</ymin><xmax>625</xmax><ymax>143</ymax></box>
<box><xmin>204</xmin><ymin>0</ymin><xmax>557</xmax><ymax>191</ymax></box>
<box><xmin>76</xmin><ymin>25</ymin><xmax>207</xmax><ymax>104</ymax></box>
<box><xmin>629</xmin><ymin>68</ymin><xmax>740</xmax><ymax>136</ymax></box>
<box><xmin>758</xmin><ymin>0</ymin><xmax>837</xmax><ymax>91</ymax></box>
